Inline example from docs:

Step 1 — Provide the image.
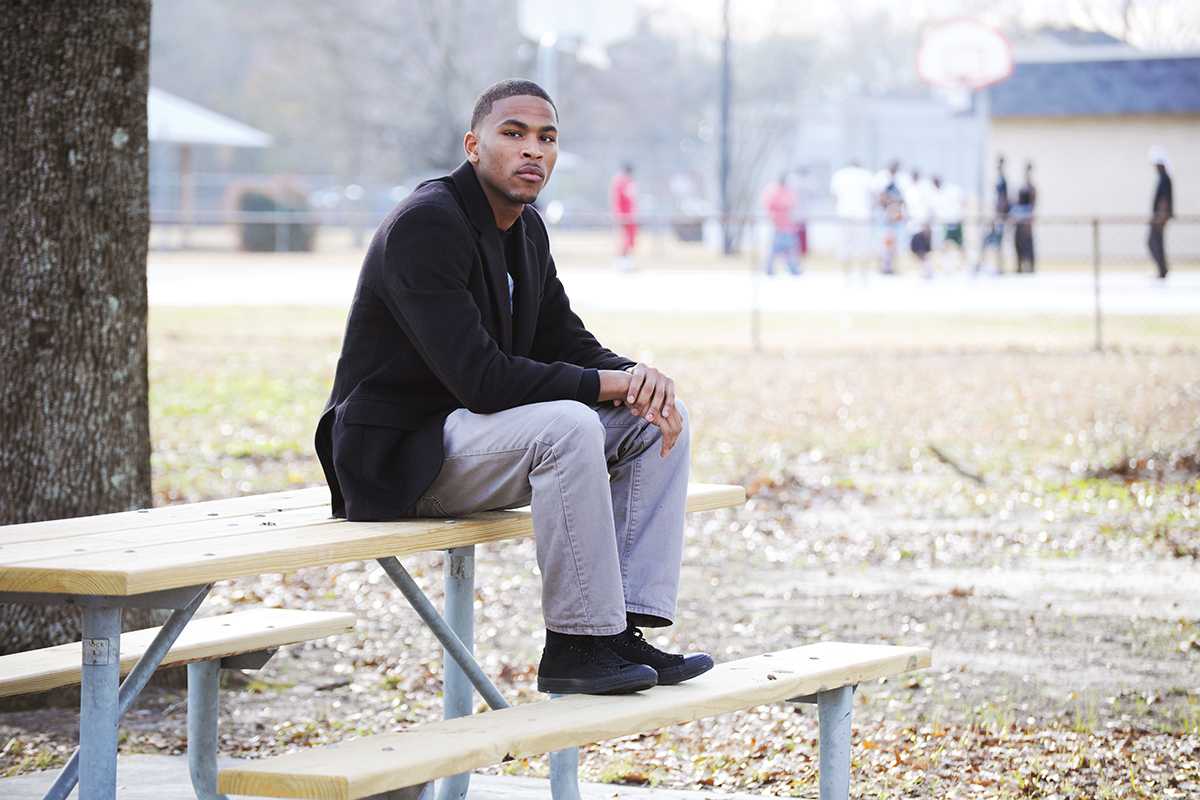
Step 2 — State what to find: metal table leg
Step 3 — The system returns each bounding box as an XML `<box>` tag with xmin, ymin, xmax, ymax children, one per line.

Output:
<box><xmin>436</xmin><ymin>547</ymin><xmax>475</xmax><ymax>800</ymax></box>
<box><xmin>78</xmin><ymin>605</ymin><xmax>122</xmax><ymax>800</ymax></box>
<box><xmin>42</xmin><ymin>585</ymin><xmax>211</xmax><ymax>800</ymax></box>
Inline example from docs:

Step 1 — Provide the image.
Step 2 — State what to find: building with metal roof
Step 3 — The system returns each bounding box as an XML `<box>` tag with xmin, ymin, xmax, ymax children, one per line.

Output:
<box><xmin>991</xmin><ymin>53</ymin><xmax>1200</xmax><ymax>118</ymax></box>
<box><xmin>985</xmin><ymin>50</ymin><xmax>1198</xmax><ymax>264</ymax></box>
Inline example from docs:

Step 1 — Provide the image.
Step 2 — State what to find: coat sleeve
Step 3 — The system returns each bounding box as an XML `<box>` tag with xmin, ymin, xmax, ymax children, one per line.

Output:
<box><xmin>376</xmin><ymin>202</ymin><xmax>599</xmax><ymax>413</ymax></box>
<box><xmin>530</xmin><ymin>252</ymin><xmax>637</xmax><ymax>372</ymax></box>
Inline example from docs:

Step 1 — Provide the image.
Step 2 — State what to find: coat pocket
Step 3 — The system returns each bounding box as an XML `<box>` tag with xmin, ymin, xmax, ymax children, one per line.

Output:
<box><xmin>337</xmin><ymin>397</ymin><xmax>430</xmax><ymax>430</ymax></box>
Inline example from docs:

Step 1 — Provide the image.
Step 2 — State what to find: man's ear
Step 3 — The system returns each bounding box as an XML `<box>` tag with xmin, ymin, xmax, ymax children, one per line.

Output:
<box><xmin>464</xmin><ymin>130</ymin><xmax>479</xmax><ymax>164</ymax></box>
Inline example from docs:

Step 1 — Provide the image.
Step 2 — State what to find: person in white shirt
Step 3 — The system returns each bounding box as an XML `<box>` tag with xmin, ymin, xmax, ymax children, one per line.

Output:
<box><xmin>904</xmin><ymin>169</ymin><xmax>936</xmax><ymax>277</ymax></box>
<box><xmin>829</xmin><ymin>159</ymin><xmax>875</xmax><ymax>282</ymax></box>
<box><xmin>931</xmin><ymin>175</ymin><xmax>966</xmax><ymax>272</ymax></box>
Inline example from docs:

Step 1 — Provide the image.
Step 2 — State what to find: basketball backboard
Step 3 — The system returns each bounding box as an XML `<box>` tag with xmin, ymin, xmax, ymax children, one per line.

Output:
<box><xmin>917</xmin><ymin>19</ymin><xmax>1013</xmax><ymax>91</ymax></box>
<box><xmin>518</xmin><ymin>0</ymin><xmax>637</xmax><ymax>48</ymax></box>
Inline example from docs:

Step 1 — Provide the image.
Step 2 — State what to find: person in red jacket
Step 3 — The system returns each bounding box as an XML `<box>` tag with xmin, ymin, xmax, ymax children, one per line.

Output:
<box><xmin>610</xmin><ymin>163</ymin><xmax>638</xmax><ymax>271</ymax></box>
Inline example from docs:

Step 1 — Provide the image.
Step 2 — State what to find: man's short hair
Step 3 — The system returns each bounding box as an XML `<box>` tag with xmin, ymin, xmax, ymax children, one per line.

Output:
<box><xmin>470</xmin><ymin>79</ymin><xmax>557</xmax><ymax>131</ymax></box>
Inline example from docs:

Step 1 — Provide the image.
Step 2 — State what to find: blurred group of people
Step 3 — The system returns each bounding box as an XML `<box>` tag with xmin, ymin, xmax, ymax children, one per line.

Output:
<box><xmin>615</xmin><ymin>150</ymin><xmax>1175</xmax><ymax>280</ymax></box>
<box><xmin>828</xmin><ymin>158</ymin><xmax>986</xmax><ymax>280</ymax></box>
<box><xmin>977</xmin><ymin>155</ymin><xmax>1038</xmax><ymax>276</ymax></box>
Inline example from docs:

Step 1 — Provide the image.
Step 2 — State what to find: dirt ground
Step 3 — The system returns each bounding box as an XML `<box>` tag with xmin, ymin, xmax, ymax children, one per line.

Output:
<box><xmin>2</xmin><ymin>311</ymin><xmax>1198</xmax><ymax>798</ymax></box>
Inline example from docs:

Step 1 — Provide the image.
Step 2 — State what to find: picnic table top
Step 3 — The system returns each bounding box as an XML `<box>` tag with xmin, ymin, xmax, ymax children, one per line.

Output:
<box><xmin>0</xmin><ymin>483</ymin><xmax>745</xmax><ymax>598</ymax></box>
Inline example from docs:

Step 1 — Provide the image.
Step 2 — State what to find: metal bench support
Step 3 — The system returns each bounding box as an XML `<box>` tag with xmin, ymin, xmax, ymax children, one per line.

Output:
<box><xmin>187</xmin><ymin>660</ymin><xmax>230</xmax><ymax>800</ymax></box>
<box><xmin>363</xmin><ymin>783</ymin><xmax>432</xmax><ymax>800</ymax></box>
<box><xmin>188</xmin><ymin>649</ymin><xmax>277</xmax><ymax>800</ymax></box>
<box><xmin>549</xmin><ymin>746</ymin><xmax>582</xmax><ymax>800</ymax></box>
<box><xmin>436</xmin><ymin>546</ymin><xmax>475</xmax><ymax>800</ymax></box>
<box><xmin>817</xmin><ymin>686</ymin><xmax>854</xmax><ymax>800</ymax></box>
<box><xmin>377</xmin><ymin>555</ymin><xmax>509</xmax><ymax>713</ymax></box>
<box><xmin>546</xmin><ymin>693</ymin><xmax>583</xmax><ymax>800</ymax></box>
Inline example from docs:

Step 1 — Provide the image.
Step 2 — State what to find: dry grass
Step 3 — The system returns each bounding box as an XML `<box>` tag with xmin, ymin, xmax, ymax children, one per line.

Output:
<box><xmin>3</xmin><ymin>306</ymin><xmax>1198</xmax><ymax>797</ymax></box>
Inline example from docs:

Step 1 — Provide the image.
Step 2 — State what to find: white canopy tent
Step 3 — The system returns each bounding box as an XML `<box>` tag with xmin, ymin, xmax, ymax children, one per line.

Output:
<box><xmin>149</xmin><ymin>87</ymin><xmax>272</xmax><ymax>243</ymax></box>
<box><xmin>149</xmin><ymin>87</ymin><xmax>272</xmax><ymax>147</ymax></box>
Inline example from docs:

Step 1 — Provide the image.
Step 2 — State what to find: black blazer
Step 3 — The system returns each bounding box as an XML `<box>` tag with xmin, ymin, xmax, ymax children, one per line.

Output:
<box><xmin>315</xmin><ymin>161</ymin><xmax>634</xmax><ymax>520</ymax></box>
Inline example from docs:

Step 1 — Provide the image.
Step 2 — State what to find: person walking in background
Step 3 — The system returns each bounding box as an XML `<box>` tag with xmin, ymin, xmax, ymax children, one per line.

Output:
<box><xmin>976</xmin><ymin>155</ymin><xmax>1010</xmax><ymax>275</ymax></box>
<box><xmin>876</xmin><ymin>160</ymin><xmax>906</xmax><ymax>275</ymax></box>
<box><xmin>1012</xmin><ymin>161</ymin><xmax>1037</xmax><ymax>274</ymax></box>
<box><xmin>904</xmin><ymin>168</ymin><xmax>935</xmax><ymax>278</ymax></box>
<box><xmin>830</xmin><ymin>158</ymin><xmax>875</xmax><ymax>283</ymax></box>
<box><xmin>1148</xmin><ymin>146</ymin><xmax>1174</xmax><ymax>280</ymax></box>
<box><xmin>931</xmin><ymin>175</ymin><xmax>966</xmax><ymax>273</ymax></box>
<box><xmin>610</xmin><ymin>163</ymin><xmax>638</xmax><ymax>272</ymax></box>
<box><xmin>761</xmin><ymin>174</ymin><xmax>801</xmax><ymax>276</ymax></box>
<box><xmin>789</xmin><ymin>166</ymin><xmax>814</xmax><ymax>270</ymax></box>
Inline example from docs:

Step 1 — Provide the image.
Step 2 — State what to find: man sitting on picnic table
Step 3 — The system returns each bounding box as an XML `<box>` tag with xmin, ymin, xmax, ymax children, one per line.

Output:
<box><xmin>315</xmin><ymin>79</ymin><xmax>713</xmax><ymax>695</ymax></box>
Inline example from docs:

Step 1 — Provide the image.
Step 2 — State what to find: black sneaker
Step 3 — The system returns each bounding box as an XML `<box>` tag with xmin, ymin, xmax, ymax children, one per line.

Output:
<box><xmin>606</xmin><ymin>627</ymin><xmax>714</xmax><ymax>686</ymax></box>
<box><xmin>536</xmin><ymin>629</ymin><xmax>658</xmax><ymax>695</ymax></box>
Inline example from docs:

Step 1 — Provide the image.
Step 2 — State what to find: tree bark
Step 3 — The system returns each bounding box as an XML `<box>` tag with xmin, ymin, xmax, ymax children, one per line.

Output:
<box><xmin>0</xmin><ymin>1</ymin><xmax>157</xmax><ymax>657</ymax></box>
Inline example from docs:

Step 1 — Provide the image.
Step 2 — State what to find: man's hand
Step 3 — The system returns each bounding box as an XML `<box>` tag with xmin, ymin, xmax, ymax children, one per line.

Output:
<box><xmin>597</xmin><ymin>366</ymin><xmax>684</xmax><ymax>456</ymax></box>
<box><xmin>623</xmin><ymin>364</ymin><xmax>683</xmax><ymax>457</ymax></box>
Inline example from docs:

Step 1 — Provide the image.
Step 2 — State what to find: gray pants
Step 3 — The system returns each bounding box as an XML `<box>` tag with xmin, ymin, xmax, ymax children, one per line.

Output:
<box><xmin>414</xmin><ymin>399</ymin><xmax>690</xmax><ymax>635</ymax></box>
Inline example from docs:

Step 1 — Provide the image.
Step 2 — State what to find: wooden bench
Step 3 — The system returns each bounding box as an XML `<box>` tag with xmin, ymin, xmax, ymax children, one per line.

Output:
<box><xmin>0</xmin><ymin>608</ymin><xmax>356</xmax><ymax>800</ymax></box>
<box><xmin>0</xmin><ymin>607</ymin><xmax>355</xmax><ymax>698</ymax></box>
<box><xmin>219</xmin><ymin>642</ymin><xmax>932</xmax><ymax>800</ymax></box>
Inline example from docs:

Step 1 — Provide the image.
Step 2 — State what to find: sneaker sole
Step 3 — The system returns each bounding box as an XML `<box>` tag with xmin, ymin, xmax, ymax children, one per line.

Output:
<box><xmin>537</xmin><ymin>670</ymin><xmax>658</xmax><ymax>695</ymax></box>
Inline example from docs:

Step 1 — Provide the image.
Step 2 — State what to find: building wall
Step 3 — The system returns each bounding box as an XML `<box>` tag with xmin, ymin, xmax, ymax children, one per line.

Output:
<box><xmin>989</xmin><ymin>114</ymin><xmax>1199</xmax><ymax>264</ymax></box>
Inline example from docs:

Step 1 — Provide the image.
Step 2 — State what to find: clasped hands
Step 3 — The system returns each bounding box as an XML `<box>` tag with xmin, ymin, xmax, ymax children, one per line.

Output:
<box><xmin>598</xmin><ymin>364</ymin><xmax>683</xmax><ymax>457</ymax></box>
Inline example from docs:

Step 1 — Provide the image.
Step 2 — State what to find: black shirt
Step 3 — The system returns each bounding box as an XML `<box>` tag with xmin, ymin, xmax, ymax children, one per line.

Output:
<box><xmin>1154</xmin><ymin>172</ymin><xmax>1174</xmax><ymax>219</ymax></box>
<box><xmin>501</xmin><ymin>224</ymin><xmax>519</xmax><ymax>314</ymax></box>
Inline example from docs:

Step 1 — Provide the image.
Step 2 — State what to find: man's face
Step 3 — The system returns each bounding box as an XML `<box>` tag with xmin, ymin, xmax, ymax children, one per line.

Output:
<box><xmin>466</xmin><ymin>95</ymin><xmax>558</xmax><ymax>208</ymax></box>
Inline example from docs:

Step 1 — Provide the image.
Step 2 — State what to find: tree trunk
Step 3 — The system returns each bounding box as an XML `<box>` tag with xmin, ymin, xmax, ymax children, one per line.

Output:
<box><xmin>0</xmin><ymin>1</ymin><xmax>158</xmax><ymax>659</ymax></box>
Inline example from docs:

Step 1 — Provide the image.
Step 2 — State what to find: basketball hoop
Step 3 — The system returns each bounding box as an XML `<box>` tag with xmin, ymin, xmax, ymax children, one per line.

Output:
<box><xmin>917</xmin><ymin>19</ymin><xmax>1013</xmax><ymax>91</ymax></box>
<box><xmin>518</xmin><ymin>0</ymin><xmax>637</xmax><ymax>51</ymax></box>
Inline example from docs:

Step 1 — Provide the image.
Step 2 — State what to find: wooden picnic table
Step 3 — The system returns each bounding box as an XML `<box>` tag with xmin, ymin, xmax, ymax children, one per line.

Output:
<box><xmin>0</xmin><ymin>483</ymin><xmax>745</xmax><ymax>800</ymax></box>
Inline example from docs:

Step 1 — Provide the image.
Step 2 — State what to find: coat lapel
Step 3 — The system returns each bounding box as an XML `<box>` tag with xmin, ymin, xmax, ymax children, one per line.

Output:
<box><xmin>450</xmin><ymin>162</ymin><xmax>512</xmax><ymax>352</ymax></box>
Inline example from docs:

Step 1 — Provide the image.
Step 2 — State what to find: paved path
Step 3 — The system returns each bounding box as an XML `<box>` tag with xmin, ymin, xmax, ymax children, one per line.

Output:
<box><xmin>148</xmin><ymin>255</ymin><xmax>1198</xmax><ymax>315</ymax></box>
<box><xmin>1</xmin><ymin>754</ymin><xmax>766</xmax><ymax>800</ymax></box>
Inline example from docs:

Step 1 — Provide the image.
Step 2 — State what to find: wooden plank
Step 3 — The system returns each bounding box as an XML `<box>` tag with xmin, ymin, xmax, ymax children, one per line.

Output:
<box><xmin>0</xmin><ymin>481</ymin><xmax>747</xmax><ymax>565</ymax></box>
<box><xmin>0</xmin><ymin>484</ymin><xmax>745</xmax><ymax>596</ymax></box>
<box><xmin>218</xmin><ymin>642</ymin><xmax>931</xmax><ymax>800</ymax></box>
<box><xmin>0</xmin><ymin>513</ymin><xmax>533</xmax><ymax>596</ymax></box>
<box><xmin>0</xmin><ymin>504</ymin><xmax>336</xmax><ymax>564</ymax></box>
<box><xmin>0</xmin><ymin>487</ymin><xmax>329</xmax><ymax>544</ymax></box>
<box><xmin>0</xmin><ymin>608</ymin><xmax>356</xmax><ymax>698</ymax></box>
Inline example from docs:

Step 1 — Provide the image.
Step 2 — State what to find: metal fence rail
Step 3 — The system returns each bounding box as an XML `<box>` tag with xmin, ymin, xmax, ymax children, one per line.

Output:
<box><xmin>149</xmin><ymin>210</ymin><xmax>1196</xmax><ymax>353</ymax></box>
